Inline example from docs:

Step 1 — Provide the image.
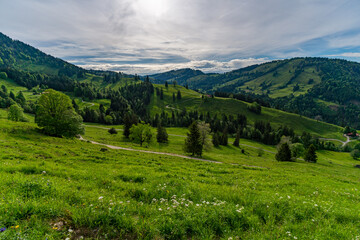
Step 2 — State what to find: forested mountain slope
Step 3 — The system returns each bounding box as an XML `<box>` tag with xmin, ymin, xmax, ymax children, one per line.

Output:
<box><xmin>152</xmin><ymin>58</ymin><xmax>360</xmax><ymax>128</ymax></box>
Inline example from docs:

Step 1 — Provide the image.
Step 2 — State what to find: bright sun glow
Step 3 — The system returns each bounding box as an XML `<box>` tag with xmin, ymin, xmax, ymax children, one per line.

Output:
<box><xmin>136</xmin><ymin>0</ymin><xmax>168</xmax><ymax>17</ymax></box>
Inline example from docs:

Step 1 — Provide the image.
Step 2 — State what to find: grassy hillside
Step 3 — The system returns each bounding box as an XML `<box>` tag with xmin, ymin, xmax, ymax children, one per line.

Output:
<box><xmin>150</xmin><ymin>84</ymin><xmax>344</xmax><ymax>140</ymax></box>
<box><xmin>0</xmin><ymin>114</ymin><xmax>360</xmax><ymax>239</ymax></box>
<box><xmin>151</xmin><ymin>58</ymin><xmax>360</xmax><ymax>129</ymax></box>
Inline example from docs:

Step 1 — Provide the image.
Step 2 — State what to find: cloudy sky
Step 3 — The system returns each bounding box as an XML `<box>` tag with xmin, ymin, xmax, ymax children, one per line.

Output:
<box><xmin>1</xmin><ymin>0</ymin><xmax>360</xmax><ymax>75</ymax></box>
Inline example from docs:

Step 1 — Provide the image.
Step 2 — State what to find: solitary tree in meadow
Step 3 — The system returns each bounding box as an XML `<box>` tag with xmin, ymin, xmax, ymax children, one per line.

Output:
<box><xmin>130</xmin><ymin>122</ymin><xmax>152</xmax><ymax>146</ymax></box>
<box><xmin>35</xmin><ymin>89</ymin><xmax>84</xmax><ymax>138</ymax></box>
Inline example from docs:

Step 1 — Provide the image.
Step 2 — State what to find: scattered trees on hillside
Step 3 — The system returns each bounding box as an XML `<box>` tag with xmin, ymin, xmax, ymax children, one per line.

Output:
<box><xmin>129</xmin><ymin>122</ymin><xmax>152</xmax><ymax>146</ymax></box>
<box><xmin>184</xmin><ymin>121</ymin><xmax>203</xmax><ymax>156</ymax></box>
<box><xmin>35</xmin><ymin>89</ymin><xmax>84</xmax><ymax>138</ymax></box>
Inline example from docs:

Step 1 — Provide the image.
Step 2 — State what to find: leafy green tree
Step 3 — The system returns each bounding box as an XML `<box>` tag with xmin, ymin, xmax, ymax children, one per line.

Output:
<box><xmin>8</xmin><ymin>104</ymin><xmax>24</xmax><ymax>122</ymax></box>
<box><xmin>290</xmin><ymin>143</ymin><xmax>305</xmax><ymax>158</ymax></box>
<box><xmin>275</xmin><ymin>142</ymin><xmax>292</xmax><ymax>161</ymax></box>
<box><xmin>156</xmin><ymin>123</ymin><xmax>168</xmax><ymax>143</ymax></box>
<box><xmin>129</xmin><ymin>122</ymin><xmax>152</xmax><ymax>146</ymax></box>
<box><xmin>304</xmin><ymin>144</ymin><xmax>317</xmax><ymax>163</ymax></box>
<box><xmin>1</xmin><ymin>85</ymin><xmax>7</xmax><ymax>93</ymax></box>
<box><xmin>197</xmin><ymin>121</ymin><xmax>211</xmax><ymax>149</ymax></box>
<box><xmin>35</xmin><ymin>89</ymin><xmax>84</xmax><ymax>138</ymax></box>
<box><xmin>0</xmin><ymin>72</ymin><xmax>7</xmax><ymax>79</ymax></box>
<box><xmin>184</xmin><ymin>121</ymin><xmax>202</xmax><ymax>156</ymax></box>
<box><xmin>351</xmin><ymin>149</ymin><xmax>360</xmax><ymax>160</ymax></box>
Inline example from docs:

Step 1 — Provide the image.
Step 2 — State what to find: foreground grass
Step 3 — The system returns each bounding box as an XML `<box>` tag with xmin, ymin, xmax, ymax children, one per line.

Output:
<box><xmin>0</xmin><ymin>119</ymin><xmax>360</xmax><ymax>239</ymax></box>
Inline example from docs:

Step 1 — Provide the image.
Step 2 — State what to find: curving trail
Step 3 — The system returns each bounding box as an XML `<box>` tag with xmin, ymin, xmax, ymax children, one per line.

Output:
<box><xmin>319</xmin><ymin>135</ymin><xmax>354</xmax><ymax>147</ymax></box>
<box><xmin>78</xmin><ymin>135</ymin><xmax>269</xmax><ymax>169</ymax></box>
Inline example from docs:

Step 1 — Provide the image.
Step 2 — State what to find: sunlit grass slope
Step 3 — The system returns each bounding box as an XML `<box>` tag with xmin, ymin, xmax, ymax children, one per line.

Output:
<box><xmin>0</xmin><ymin>117</ymin><xmax>359</xmax><ymax>239</ymax></box>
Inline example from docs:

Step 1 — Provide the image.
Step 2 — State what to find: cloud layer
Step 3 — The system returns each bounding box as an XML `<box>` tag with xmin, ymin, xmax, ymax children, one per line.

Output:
<box><xmin>1</xmin><ymin>0</ymin><xmax>360</xmax><ymax>74</ymax></box>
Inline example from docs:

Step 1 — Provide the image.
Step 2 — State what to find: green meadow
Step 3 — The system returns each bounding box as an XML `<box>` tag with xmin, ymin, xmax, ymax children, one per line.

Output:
<box><xmin>0</xmin><ymin>109</ymin><xmax>359</xmax><ymax>239</ymax></box>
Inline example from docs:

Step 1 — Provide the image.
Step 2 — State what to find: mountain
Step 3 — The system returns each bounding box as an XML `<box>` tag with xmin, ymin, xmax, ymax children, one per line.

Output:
<box><xmin>150</xmin><ymin>68</ymin><xmax>205</xmax><ymax>85</ymax></box>
<box><xmin>152</xmin><ymin>58</ymin><xmax>360</xmax><ymax>128</ymax></box>
<box><xmin>0</xmin><ymin>32</ymin><xmax>85</xmax><ymax>77</ymax></box>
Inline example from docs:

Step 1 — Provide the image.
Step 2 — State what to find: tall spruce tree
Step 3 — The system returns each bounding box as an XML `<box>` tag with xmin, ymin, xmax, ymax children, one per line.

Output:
<box><xmin>156</xmin><ymin>123</ymin><xmax>168</xmax><ymax>143</ymax></box>
<box><xmin>177</xmin><ymin>90</ymin><xmax>182</xmax><ymax>100</ymax></box>
<box><xmin>233</xmin><ymin>129</ymin><xmax>240</xmax><ymax>147</ymax></box>
<box><xmin>275</xmin><ymin>142</ymin><xmax>292</xmax><ymax>161</ymax></box>
<box><xmin>184</xmin><ymin>121</ymin><xmax>202</xmax><ymax>156</ymax></box>
<box><xmin>212</xmin><ymin>132</ymin><xmax>221</xmax><ymax>147</ymax></box>
<box><xmin>304</xmin><ymin>144</ymin><xmax>317</xmax><ymax>163</ymax></box>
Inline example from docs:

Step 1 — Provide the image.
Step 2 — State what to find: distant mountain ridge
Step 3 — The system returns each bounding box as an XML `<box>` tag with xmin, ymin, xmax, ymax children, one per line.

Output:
<box><xmin>150</xmin><ymin>68</ymin><xmax>205</xmax><ymax>85</ymax></box>
<box><xmin>151</xmin><ymin>58</ymin><xmax>360</xmax><ymax>128</ymax></box>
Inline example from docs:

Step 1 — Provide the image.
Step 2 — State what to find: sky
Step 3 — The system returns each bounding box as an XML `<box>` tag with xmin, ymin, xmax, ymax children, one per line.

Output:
<box><xmin>1</xmin><ymin>0</ymin><xmax>360</xmax><ymax>75</ymax></box>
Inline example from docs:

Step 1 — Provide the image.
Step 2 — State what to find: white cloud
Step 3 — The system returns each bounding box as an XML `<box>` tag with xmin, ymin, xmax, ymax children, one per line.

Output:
<box><xmin>327</xmin><ymin>52</ymin><xmax>360</xmax><ymax>58</ymax></box>
<box><xmin>76</xmin><ymin>58</ymin><xmax>269</xmax><ymax>75</ymax></box>
<box><xmin>1</xmin><ymin>0</ymin><xmax>360</xmax><ymax>74</ymax></box>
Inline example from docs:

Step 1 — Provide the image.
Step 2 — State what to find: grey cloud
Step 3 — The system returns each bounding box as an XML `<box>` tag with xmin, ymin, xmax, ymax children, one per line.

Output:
<box><xmin>1</xmin><ymin>0</ymin><xmax>360</xmax><ymax>74</ymax></box>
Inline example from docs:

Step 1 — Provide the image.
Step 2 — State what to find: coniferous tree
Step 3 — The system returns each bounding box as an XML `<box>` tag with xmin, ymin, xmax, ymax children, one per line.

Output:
<box><xmin>172</xmin><ymin>93</ymin><xmax>176</xmax><ymax>102</ymax></box>
<box><xmin>184</xmin><ymin>121</ymin><xmax>202</xmax><ymax>156</ymax></box>
<box><xmin>9</xmin><ymin>91</ymin><xmax>15</xmax><ymax>101</ymax></box>
<box><xmin>275</xmin><ymin>142</ymin><xmax>292</xmax><ymax>161</ymax></box>
<box><xmin>220</xmin><ymin>127</ymin><xmax>228</xmax><ymax>146</ymax></box>
<box><xmin>123</xmin><ymin>112</ymin><xmax>138</xmax><ymax>138</ymax></box>
<box><xmin>304</xmin><ymin>144</ymin><xmax>317</xmax><ymax>163</ymax></box>
<box><xmin>160</xmin><ymin>88</ymin><xmax>164</xmax><ymax>100</ymax></box>
<box><xmin>212</xmin><ymin>132</ymin><xmax>221</xmax><ymax>147</ymax></box>
<box><xmin>177</xmin><ymin>90</ymin><xmax>182</xmax><ymax>100</ymax></box>
<box><xmin>156</xmin><ymin>123</ymin><xmax>168</xmax><ymax>143</ymax></box>
<box><xmin>233</xmin><ymin>129</ymin><xmax>240</xmax><ymax>147</ymax></box>
<box><xmin>165</xmin><ymin>81</ymin><xmax>168</xmax><ymax>88</ymax></box>
<box><xmin>72</xmin><ymin>99</ymin><xmax>79</xmax><ymax>112</ymax></box>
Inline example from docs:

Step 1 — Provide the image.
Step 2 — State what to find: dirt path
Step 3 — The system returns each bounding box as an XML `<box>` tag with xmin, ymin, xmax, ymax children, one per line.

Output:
<box><xmin>85</xmin><ymin>125</ymin><xmax>277</xmax><ymax>152</ymax></box>
<box><xmin>319</xmin><ymin>135</ymin><xmax>353</xmax><ymax>147</ymax></box>
<box><xmin>79</xmin><ymin>135</ymin><xmax>269</xmax><ymax>169</ymax></box>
